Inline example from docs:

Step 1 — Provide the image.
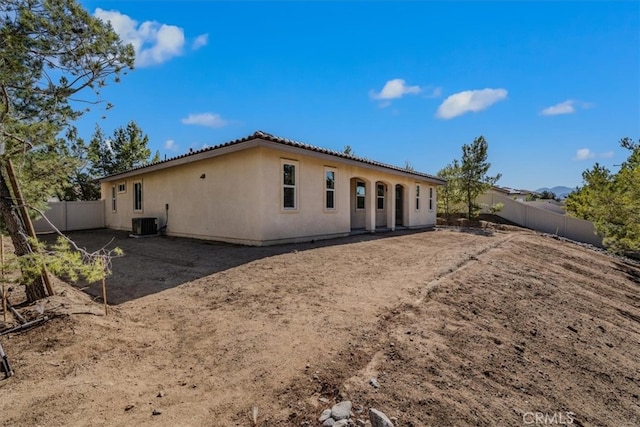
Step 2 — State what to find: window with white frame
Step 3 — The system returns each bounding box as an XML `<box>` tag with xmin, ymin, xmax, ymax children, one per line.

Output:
<box><xmin>416</xmin><ymin>184</ymin><xmax>420</xmax><ymax>210</ymax></box>
<box><xmin>133</xmin><ymin>181</ymin><xmax>143</xmax><ymax>212</ymax></box>
<box><xmin>325</xmin><ymin>168</ymin><xmax>336</xmax><ymax>210</ymax></box>
<box><xmin>429</xmin><ymin>187</ymin><xmax>434</xmax><ymax>210</ymax></box>
<box><xmin>356</xmin><ymin>181</ymin><xmax>366</xmax><ymax>210</ymax></box>
<box><xmin>111</xmin><ymin>185</ymin><xmax>117</xmax><ymax>212</ymax></box>
<box><xmin>282</xmin><ymin>161</ymin><xmax>297</xmax><ymax>210</ymax></box>
<box><xmin>117</xmin><ymin>182</ymin><xmax>126</xmax><ymax>193</ymax></box>
<box><xmin>377</xmin><ymin>184</ymin><xmax>385</xmax><ymax>210</ymax></box>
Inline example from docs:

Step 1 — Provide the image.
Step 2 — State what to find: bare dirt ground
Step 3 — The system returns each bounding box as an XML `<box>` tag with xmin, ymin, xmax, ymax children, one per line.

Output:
<box><xmin>1</xmin><ymin>225</ymin><xmax>639</xmax><ymax>426</ymax></box>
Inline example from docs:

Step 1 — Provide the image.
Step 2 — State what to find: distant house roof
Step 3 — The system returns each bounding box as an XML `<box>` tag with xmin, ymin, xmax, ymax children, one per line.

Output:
<box><xmin>492</xmin><ymin>186</ymin><xmax>539</xmax><ymax>196</ymax></box>
<box><xmin>101</xmin><ymin>130</ymin><xmax>447</xmax><ymax>185</ymax></box>
<box><xmin>528</xmin><ymin>200</ymin><xmax>567</xmax><ymax>215</ymax></box>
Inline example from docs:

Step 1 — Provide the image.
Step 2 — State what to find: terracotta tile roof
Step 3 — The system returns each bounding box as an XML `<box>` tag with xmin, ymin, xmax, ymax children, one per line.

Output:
<box><xmin>102</xmin><ymin>130</ymin><xmax>446</xmax><ymax>184</ymax></box>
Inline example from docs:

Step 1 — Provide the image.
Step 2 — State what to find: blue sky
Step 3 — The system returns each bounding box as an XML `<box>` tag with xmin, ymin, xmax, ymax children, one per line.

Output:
<box><xmin>77</xmin><ymin>0</ymin><xmax>639</xmax><ymax>190</ymax></box>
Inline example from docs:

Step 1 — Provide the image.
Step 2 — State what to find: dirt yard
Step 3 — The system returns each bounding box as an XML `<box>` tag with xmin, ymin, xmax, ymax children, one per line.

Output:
<box><xmin>1</xmin><ymin>226</ymin><xmax>639</xmax><ymax>426</ymax></box>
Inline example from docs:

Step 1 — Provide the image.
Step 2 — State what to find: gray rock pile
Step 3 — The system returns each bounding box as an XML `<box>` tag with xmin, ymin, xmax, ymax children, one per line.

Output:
<box><xmin>317</xmin><ymin>401</ymin><xmax>394</xmax><ymax>427</ymax></box>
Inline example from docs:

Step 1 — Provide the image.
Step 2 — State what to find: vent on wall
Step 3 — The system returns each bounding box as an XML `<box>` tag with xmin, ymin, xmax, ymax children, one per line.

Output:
<box><xmin>131</xmin><ymin>217</ymin><xmax>158</xmax><ymax>236</ymax></box>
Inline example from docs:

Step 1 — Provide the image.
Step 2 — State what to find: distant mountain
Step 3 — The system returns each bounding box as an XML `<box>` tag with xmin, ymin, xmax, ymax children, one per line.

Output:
<box><xmin>535</xmin><ymin>186</ymin><xmax>575</xmax><ymax>199</ymax></box>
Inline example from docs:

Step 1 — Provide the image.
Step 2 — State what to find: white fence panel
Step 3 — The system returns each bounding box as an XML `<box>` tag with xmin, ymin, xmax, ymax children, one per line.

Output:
<box><xmin>34</xmin><ymin>200</ymin><xmax>105</xmax><ymax>233</ymax></box>
<box><xmin>564</xmin><ymin>217</ymin><xmax>602</xmax><ymax>247</ymax></box>
<box><xmin>479</xmin><ymin>191</ymin><xmax>602</xmax><ymax>247</ymax></box>
<box><xmin>36</xmin><ymin>202</ymin><xmax>66</xmax><ymax>232</ymax></box>
<box><xmin>526</xmin><ymin>207</ymin><xmax>566</xmax><ymax>236</ymax></box>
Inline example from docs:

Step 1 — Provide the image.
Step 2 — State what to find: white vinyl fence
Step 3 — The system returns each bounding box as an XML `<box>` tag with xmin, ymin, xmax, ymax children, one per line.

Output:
<box><xmin>479</xmin><ymin>191</ymin><xmax>603</xmax><ymax>248</ymax></box>
<box><xmin>33</xmin><ymin>200</ymin><xmax>105</xmax><ymax>233</ymax></box>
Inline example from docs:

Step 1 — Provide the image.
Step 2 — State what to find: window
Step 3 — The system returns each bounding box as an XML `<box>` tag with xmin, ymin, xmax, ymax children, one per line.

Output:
<box><xmin>117</xmin><ymin>182</ymin><xmax>126</xmax><ymax>193</ymax></box>
<box><xmin>283</xmin><ymin>162</ymin><xmax>297</xmax><ymax>210</ymax></box>
<box><xmin>133</xmin><ymin>181</ymin><xmax>143</xmax><ymax>212</ymax></box>
<box><xmin>429</xmin><ymin>187</ymin><xmax>434</xmax><ymax>211</ymax></box>
<box><xmin>325</xmin><ymin>169</ymin><xmax>335</xmax><ymax>210</ymax></box>
<box><xmin>416</xmin><ymin>184</ymin><xmax>420</xmax><ymax>210</ymax></box>
<box><xmin>111</xmin><ymin>185</ymin><xmax>117</xmax><ymax>212</ymax></box>
<box><xmin>377</xmin><ymin>184</ymin><xmax>385</xmax><ymax>210</ymax></box>
<box><xmin>356</xmin><ymin>181</ymin><xmax>366</xmax><ymax>209</ymax></box>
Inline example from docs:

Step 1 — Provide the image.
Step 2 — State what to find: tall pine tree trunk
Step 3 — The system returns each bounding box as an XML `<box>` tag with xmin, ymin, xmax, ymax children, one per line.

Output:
<box><xmin>0</xmin><ymin>169</ymin><xmax>47</xmax><ymax>302</ymax></box>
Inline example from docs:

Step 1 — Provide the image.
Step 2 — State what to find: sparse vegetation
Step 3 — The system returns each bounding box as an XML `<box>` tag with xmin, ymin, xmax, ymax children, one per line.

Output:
<box><xmin>488</xmin><ymin>202</ymin><xmax>504</xmax><ymax>215</ymax></box>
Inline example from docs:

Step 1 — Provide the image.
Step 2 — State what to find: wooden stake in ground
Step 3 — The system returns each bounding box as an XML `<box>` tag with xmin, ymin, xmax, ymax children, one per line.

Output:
<box><xmin>1</xmin><ymin>234</ymin><xmax>5</xmax><ymax>323</ymax></box>
<box><xmin>102</xmin><ymin>259</ymin><xmax>108</xmax><ymax>316</ymax></box>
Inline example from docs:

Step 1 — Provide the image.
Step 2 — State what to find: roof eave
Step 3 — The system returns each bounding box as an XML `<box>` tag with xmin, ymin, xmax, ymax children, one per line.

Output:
<box><xmin>100</xmin><ymin>131</ymin><xmax>447</xmax><ymax>185</ymax></box>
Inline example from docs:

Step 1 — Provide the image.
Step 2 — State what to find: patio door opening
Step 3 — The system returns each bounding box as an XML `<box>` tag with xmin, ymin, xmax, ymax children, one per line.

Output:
<box><xmin>395</xmin><ymin>185</ymin><xmax>404</xmax><ymax>226</ymax></box>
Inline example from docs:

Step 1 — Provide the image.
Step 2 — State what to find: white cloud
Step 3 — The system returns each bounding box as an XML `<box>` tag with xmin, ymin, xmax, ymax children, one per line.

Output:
<box><xmin>436</xmin><ymin>88</ymin><xmax>508</xmax><ymax>119</ymax></box>
<box><xmin>164</xmin><ymin>139</ymin><xmax>179</xmax><ymax>151</ymax></box>
<box><xmin>574</xmin><ymin>148</ymin><xmax>614</xmax><ymax>161</ymax></box>
<box><xmin>181</xmin><ymin>113</ymin><xmax>228</xmax><ymax>128</ymax></box>
<box><xmin>94</xmin><ymin>8</ymin><xmax>192</xmax><ymax>67</ymax></box>
<box><xmin>540</xmin><ymin>99</ymin><xmax>593</xmax><ymax>116</ymax></box>
<box><xmin>541</xmin><ymin>100</ymin><xmax>576</xmax><ymax>116</ymax></box>
<box><xmin>370</xmin><ymin>79</ymin><xmax>421</xmax><ymax>100</ymax></box>
<box><xmin>575</xmin><ymin>148</ymin><xmax>595</xmax><ymax>160</ymax></box>
<box><xmin>192</xmin><ymin>34</ymin><xmax>209</xmax><ymax>50</ymax></box>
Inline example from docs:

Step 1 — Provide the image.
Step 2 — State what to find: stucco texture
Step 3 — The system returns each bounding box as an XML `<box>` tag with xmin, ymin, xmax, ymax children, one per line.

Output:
<box><xmin>102</xmin><ymin>141</ymin><xmax>439</xmax><ymax>245</ymax></box>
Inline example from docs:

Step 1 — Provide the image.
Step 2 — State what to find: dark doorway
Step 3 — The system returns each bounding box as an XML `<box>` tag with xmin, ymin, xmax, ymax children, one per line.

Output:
<box><xmin>395</xmin><ymin>185</ymin><xmax>404</xmax><ymax>226</ymax></box>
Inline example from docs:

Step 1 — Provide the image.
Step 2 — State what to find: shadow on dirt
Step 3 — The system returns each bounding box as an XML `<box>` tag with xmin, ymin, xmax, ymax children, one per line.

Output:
<box><xmin>613</xmin><ymin>261</ymin><xmax>640</xmax><ymax>285</ymax></box>
<box><xmin>40</xmin><ymin>227</ymin><xmax>434</xmax><ymax>305</ymax></box>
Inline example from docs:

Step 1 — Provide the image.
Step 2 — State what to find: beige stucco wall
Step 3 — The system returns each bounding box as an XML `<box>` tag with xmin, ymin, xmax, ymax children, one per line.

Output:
<box><xmin>254</xmin><ymin>147</ymin><xmax>351</xmax><ymax>243</ymax></box>
<box><xmin>102</xmin><ymin>143</ymin><xmax>439</xmax><ymax>245</ymax></box>
<box><xmin>103</xmin><ymin>149</ymin><xmax>265</xmax><ymax>244</ymax></box>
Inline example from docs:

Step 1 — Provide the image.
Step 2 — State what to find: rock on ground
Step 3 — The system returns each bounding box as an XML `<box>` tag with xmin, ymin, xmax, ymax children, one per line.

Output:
<box><xmin>322</xmin><ymin>418</ymin><xmax>336</xmax><ymax>427</ymax></box>
<box><xmin>319</xmin><ymin>409</ymin><xmax>333</xmax><ymax>422</ymax></box>
<box><xmin>369</xmin><ymin>408</ymin><xmax>394</xmax><ymax>427</ymax></box>
<box><xmin>331</xmin><ymin>401</ymin><xmax>352</xmax><ymax>420</ymax></box>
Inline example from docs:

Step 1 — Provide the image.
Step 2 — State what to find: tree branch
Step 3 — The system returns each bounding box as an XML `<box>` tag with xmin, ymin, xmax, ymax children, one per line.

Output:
<box><xmin>0</xmin><ymin>83</ymin><xmax>9</xmax><ymax>125</ymax></box>
<box><xmin>27</xmin><ymin>205</ymin><xmax>120</xmax><ymax>274</ymax></box>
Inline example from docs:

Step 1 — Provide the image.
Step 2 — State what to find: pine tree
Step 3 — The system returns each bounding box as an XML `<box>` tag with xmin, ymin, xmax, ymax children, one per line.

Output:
<box><xmin>437</xmin><ymin>136</ymin><xmax>501</xmax><ymax>220</ymax></box>
<box><xmin>0</xmin><ymin>0</ymin><xmax>134</xmax><ymax>301</ymax></box>
<box><xmin>88</xmin><ymin>121</ymin><xmax>159</xmax><ymax>178</ymax></box>
<box><xmin>566</xmin><ymin>138</ymin><xmax>640</xmax><ymax>254</ymax></box>
<box><xmin>71</xmin><ymin>121</ymin><xmax>160</xmax><ymax>200</ymax></box>
<box><xmin>437</xmin><ymin>160</ymin><xmax>463</xmax><ymax>218</ymax></box>
<box><xmin>459</xmin><ymin>136</ymin><xmax>501</xmax><ymax>219</ymax></box>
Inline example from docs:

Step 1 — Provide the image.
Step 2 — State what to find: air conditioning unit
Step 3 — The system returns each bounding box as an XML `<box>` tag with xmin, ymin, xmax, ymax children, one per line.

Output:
<box><xmin>131</xmin><ymin>217</ymin><xmax>158</xmax><ymax>236</ymax></box>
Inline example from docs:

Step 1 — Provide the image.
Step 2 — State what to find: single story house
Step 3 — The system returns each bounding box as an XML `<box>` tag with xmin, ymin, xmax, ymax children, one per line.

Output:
<box><xmin>100</xmin><ymin>131</ymin><xmax>446</xmax><ymax>246</ymax></box>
